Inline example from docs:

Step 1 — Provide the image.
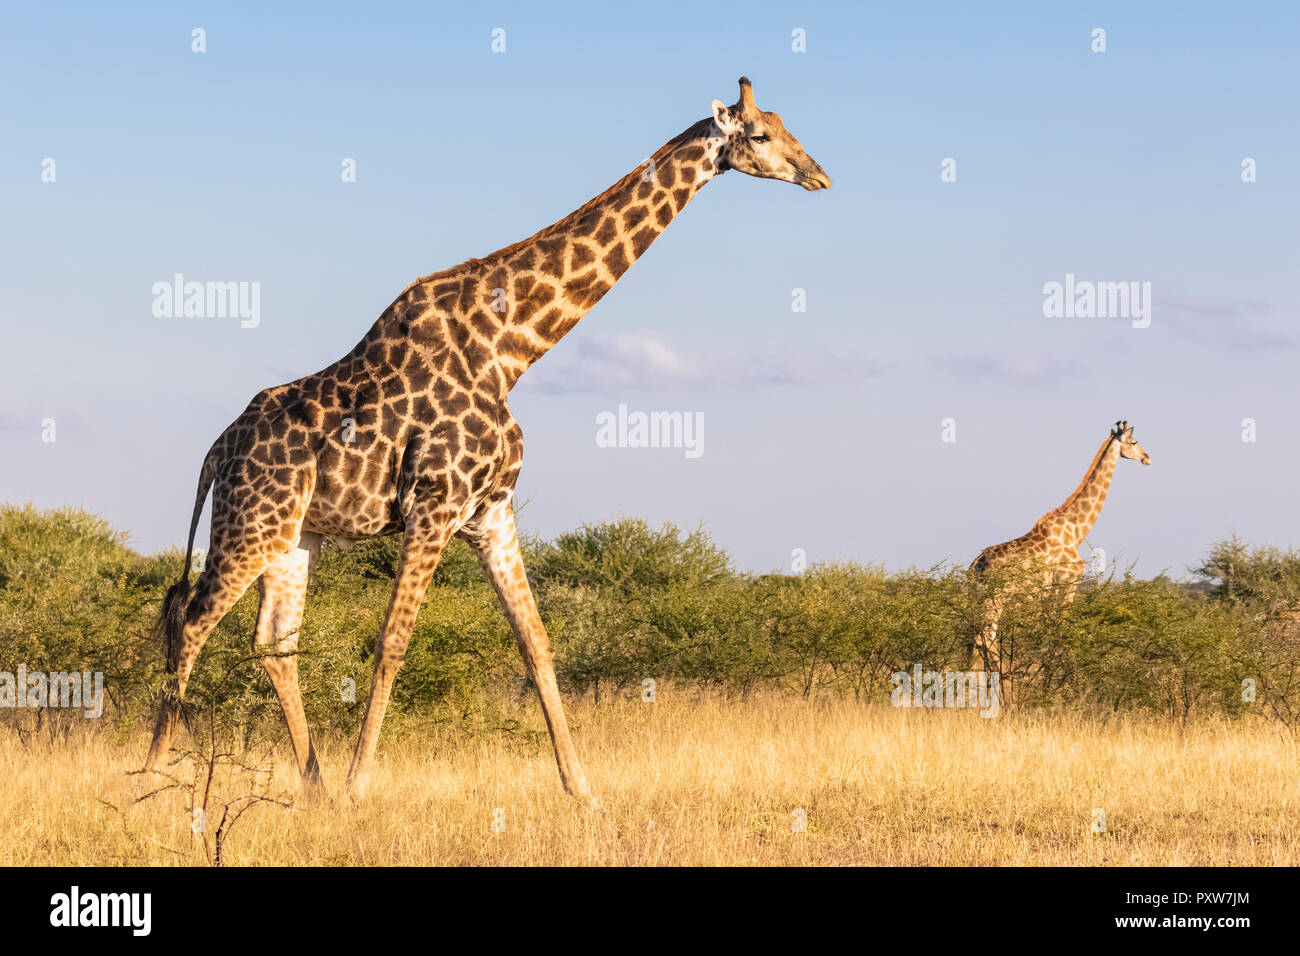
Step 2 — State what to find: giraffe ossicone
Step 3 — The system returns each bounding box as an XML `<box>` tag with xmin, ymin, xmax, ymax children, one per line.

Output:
<box><xmin>968</xmin><ymin>420</ymin><xmax>1152</xmax><ymax>676</ymax></box>
<box><xmin>143</xmin><ymin>77</ymin><xmax>831</xmax><ymax>804</ymax></box>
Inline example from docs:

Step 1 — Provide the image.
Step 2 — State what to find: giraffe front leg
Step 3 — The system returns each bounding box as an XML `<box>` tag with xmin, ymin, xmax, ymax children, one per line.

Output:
<box><xmin>461</xmin><ymin>500</ymin><xmax>594</xmax><ymax>804</ymax></box>
<box><xmin>345</xmin><ymin>516</ymin><xmax>453</xmax><ymax>803</ymax></box>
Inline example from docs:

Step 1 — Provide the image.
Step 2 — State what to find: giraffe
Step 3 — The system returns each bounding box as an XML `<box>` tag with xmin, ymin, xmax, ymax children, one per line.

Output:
<box><xmin>143</xmin><ymin>77</ymin><xmax>830</xmax><ymax>803</ymax></box>
<box><xmin>968</xmin><ymin>421</ymin><xmax>1151</xmax><ymax>675</ymax></box>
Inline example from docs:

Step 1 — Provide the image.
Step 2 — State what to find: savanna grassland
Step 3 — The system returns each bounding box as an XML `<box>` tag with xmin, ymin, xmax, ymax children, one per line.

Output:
<box><xmin>2</xmin><ymin>698</ymin><xmax>1297</xmax><ymax>866</ymax></box>
<box><xmin>2</xmin><ymin>504</ymin><xmax>1298</xmax><ymax>865</ymax></box>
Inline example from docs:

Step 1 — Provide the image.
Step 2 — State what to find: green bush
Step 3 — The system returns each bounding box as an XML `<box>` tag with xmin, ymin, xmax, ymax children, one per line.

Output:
<box><xmin>1</xmin><ymin>504</ymin><xmax>1296</xmax><ymax>736</ymax></box>
<box><xmin>0</xmin><ymin>505</ymin><xmax>162</xmax><ymax>735</ymax></box>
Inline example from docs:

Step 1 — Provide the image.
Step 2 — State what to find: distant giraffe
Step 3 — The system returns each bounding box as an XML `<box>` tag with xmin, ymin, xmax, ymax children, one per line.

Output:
<box><xmin>144</xmin><ymin>78</ymin><xmax>830</xmax><ymax>803</ymax></box>
<box><xmin>968</xmin><ymin>421</ymin><xmax>1152</xmax><ymax>674</ymax></box>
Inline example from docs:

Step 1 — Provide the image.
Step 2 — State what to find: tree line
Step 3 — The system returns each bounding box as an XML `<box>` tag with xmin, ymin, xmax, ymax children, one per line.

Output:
<box><xmin>2</xmin><ymin>503</ymin><xmax>1298</xmax><ymax>743</ymax></box>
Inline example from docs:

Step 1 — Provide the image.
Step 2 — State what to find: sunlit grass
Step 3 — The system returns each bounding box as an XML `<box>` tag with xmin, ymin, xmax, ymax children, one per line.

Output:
<box><xmin>2</xmin><ymin>693</ymin><xmax>1295</xmax><ymax>865</ymax></box>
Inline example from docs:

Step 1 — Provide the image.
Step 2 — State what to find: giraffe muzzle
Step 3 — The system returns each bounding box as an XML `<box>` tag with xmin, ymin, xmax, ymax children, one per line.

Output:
<box><xmin>797</xmin><ymin>166</ymin><xmax>832</xmax><ymax>190</ymax></box>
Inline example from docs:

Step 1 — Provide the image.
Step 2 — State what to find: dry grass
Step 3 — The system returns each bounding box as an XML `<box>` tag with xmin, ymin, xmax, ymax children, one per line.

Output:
<box><xmin>2</xmin><ymin>693</ymin><xmax>1296</xmax><ymax>866</ymax></box>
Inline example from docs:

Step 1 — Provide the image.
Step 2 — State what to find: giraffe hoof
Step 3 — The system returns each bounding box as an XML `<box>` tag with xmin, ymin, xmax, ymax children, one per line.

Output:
<box><xmin>344</xmin><ymin>774</ymin><xmax>369</xmax><ymax>806</ymax></box>
<box><xmin>300</xmin><ymin>774</ymin><xmax>332</xmax><ymax>806</ymax></box>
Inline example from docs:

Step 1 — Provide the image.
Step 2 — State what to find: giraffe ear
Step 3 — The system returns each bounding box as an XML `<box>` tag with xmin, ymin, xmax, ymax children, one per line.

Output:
<box><xmin>712</xmin><ymin>99</ymin><xmax>741</xmax><ymax>135</ymax></box>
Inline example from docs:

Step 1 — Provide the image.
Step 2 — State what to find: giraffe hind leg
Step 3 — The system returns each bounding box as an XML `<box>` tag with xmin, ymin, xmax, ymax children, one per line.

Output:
<box><xmin>144</xmin><ymin>465</ymin><xmax>315</xmax><ymax>775</ymax></box>
<box><xmin>252</xmin><ymin>532</ymin><xmax>326</xmax><ymax>797</ymax></box>
<box><xmin>143</xmin><ymin>544</ymin><xmax>272</xmax><ymax>774</ymax></box>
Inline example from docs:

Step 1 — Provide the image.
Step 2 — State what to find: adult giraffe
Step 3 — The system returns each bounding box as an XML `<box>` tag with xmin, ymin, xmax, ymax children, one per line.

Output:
<box><xmin>145</xmin><ymin>77</ymin><xmax>830</xmax><ymax>803</ymax></box>
<box><xmin>968</xmin><ymin>421</ymin><xmax>1152</xmax><ymax>675</ymax></box>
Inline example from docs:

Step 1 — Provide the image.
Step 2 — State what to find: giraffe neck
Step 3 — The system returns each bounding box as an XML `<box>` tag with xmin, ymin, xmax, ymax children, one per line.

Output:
<box><xmin>411</xmin><ymin>117</ymin><xmax>728</xmax><ymax>390</ymax></box>
<box><xmin>1047</xmin><ymin>435</ymin><xmax>1121</xmax><ymax>547</ymax></box>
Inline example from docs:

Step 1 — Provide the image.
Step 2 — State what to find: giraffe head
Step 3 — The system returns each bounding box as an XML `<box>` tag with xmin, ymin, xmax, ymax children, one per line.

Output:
<box><xmin>710</xmin><ymin>77</ymin><xmax>831</xmax><ymax>191</ymax></box>
<box><xmin>1113</xmin><ymin>420</ymin><xmax>1152</xmax><ymax>465</ymax></box>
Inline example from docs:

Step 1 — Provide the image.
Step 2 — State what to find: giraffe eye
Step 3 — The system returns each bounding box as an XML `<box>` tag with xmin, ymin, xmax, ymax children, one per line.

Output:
<box><xmin>750</xmin><ymin>134</ymin><xmax>770</xmax><ymax>144</ymax></box>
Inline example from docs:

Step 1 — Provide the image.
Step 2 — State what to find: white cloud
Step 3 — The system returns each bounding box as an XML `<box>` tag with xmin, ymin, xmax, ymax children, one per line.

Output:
<box><xmin>1163</xmin><ymin>296</ymin><xmax>1296</xmax><ymax>350</ymax></box>
<box><xmin>931</xmin><ymin>351</ymin><xmax>1082</xmax><ymax>387</ymax></box>
<box><xmin>518</xmin><ymin>333</ymin><xmax>891</xmax><ymax>394</ymax></box>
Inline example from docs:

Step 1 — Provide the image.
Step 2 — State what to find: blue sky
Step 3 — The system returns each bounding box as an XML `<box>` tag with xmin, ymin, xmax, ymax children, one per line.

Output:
<box><xmin>2</xmin><ymin>1</ymin><xmax>1297</xmax><ymax>577</ymax></box>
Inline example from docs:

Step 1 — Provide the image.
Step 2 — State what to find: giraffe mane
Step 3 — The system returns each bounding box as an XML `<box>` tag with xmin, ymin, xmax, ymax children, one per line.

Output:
<box><xmin>1039</xmin><ymin>431</ymin><xmax>1117</xmax><ymax>524</ymax></box>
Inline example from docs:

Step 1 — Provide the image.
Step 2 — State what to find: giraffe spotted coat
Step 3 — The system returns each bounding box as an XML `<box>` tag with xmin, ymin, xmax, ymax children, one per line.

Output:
<box><xmin>144</xmin><ymin>77</ymin><xmax>831</xmax><ymax>803</ymax></box>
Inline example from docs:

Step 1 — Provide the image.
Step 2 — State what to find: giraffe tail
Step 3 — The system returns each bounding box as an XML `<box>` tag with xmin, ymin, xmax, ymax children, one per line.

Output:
<box><xmin>153</xmin><ymin>451</ymin><xmax>219</xmax><ymax>674</ymax></box>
